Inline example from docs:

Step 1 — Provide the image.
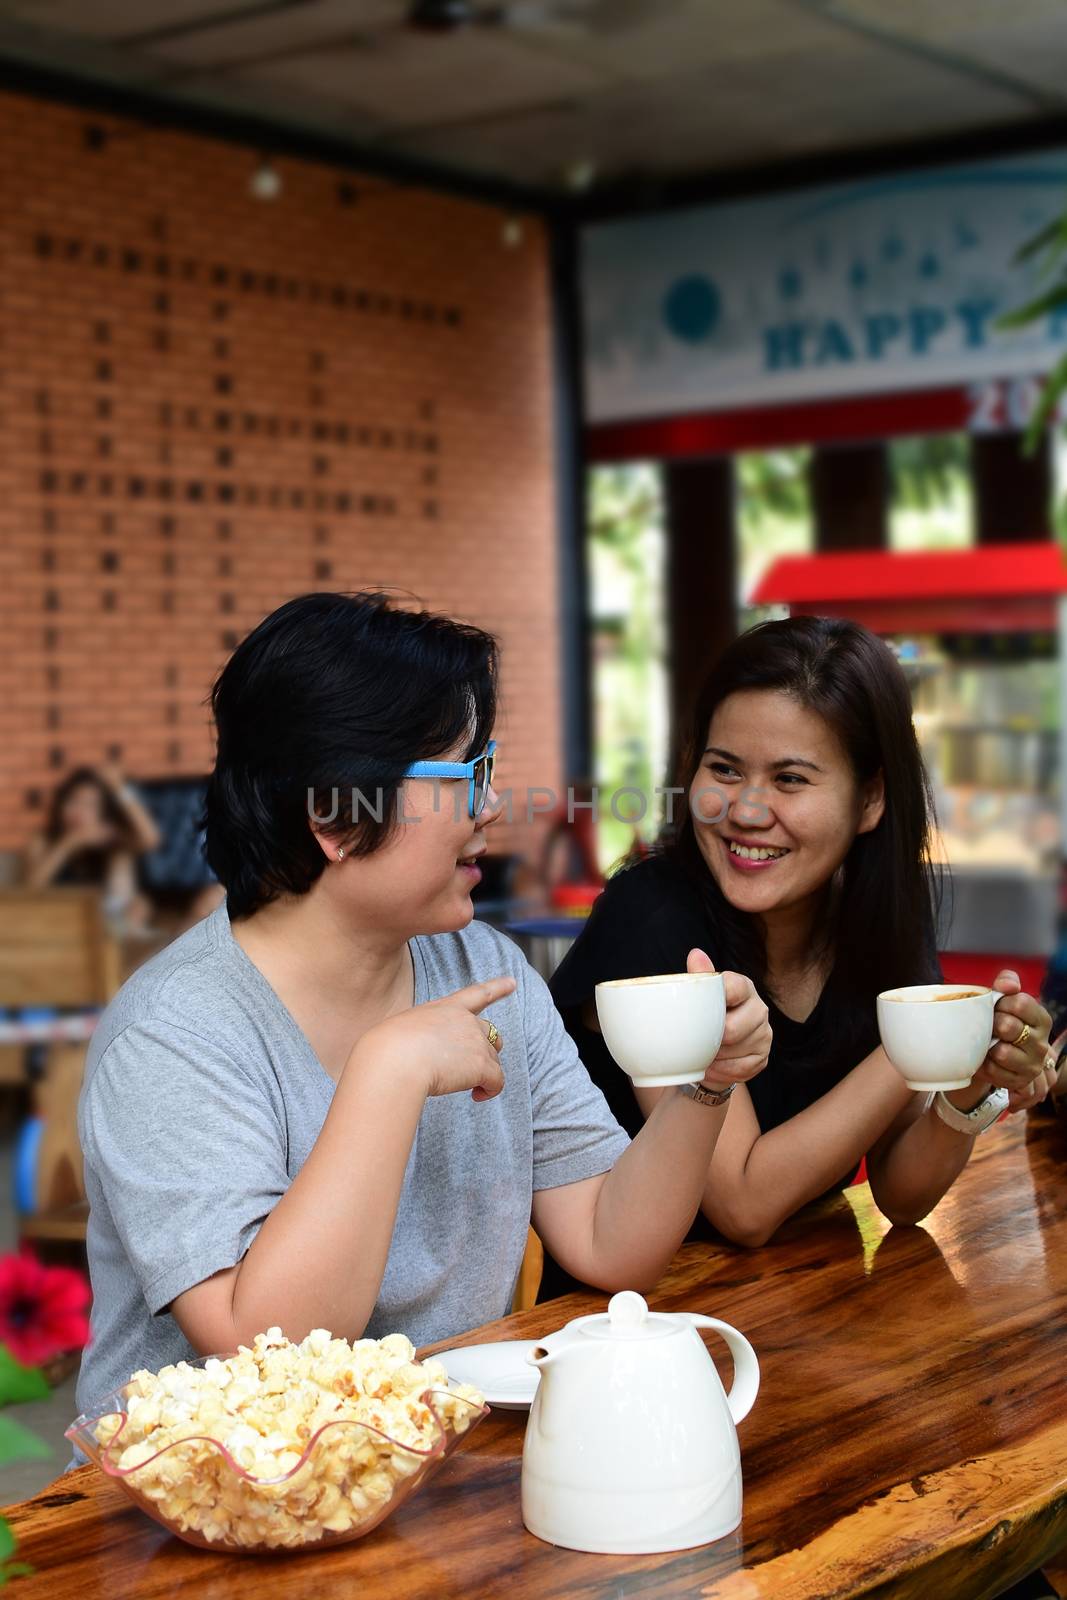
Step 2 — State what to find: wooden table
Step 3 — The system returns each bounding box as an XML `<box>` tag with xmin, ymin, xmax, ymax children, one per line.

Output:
<box><xmin>6</xmin><ymin>1115</ymin><xmax>1067</xmax><ymax>1599</ymax></box>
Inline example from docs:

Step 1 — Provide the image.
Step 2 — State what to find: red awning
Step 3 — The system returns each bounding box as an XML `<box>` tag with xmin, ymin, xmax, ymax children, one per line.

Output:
<box><xmin>749</xmin><ymin>544</ymin><xmax>1067</xmax><ymax>633</ymax></box>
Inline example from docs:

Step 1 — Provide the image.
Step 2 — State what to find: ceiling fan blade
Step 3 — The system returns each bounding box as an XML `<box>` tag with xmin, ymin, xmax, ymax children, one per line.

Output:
<box><xmin>410</xmin><ymin>0</ymin><xmax>676</xmax><ymax>34</ymax></box>
<box><xmin>482</xmin><ymin>0</ymin><xmax>674</xmax><ymax>34</ymax></box>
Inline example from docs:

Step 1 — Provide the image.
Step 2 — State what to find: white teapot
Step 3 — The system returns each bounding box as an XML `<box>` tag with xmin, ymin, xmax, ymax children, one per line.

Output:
<box><xmin>521</xmin><ymin>1289</ymin><xmax>760</xmax><ymax>1555</ymax></box>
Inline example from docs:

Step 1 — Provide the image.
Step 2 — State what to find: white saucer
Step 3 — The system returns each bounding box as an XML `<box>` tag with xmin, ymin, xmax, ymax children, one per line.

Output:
<box><xmin>433</xmin><ymin>1339</ymin><xmax>542</xmax><ymax>1411</ymax></box>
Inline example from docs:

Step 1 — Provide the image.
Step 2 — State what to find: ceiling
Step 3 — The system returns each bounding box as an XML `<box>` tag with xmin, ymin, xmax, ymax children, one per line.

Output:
<box><xmin>2</xmin><ymin>0</ymin><xmax>1067</xmax><ymax>208</ymax></box>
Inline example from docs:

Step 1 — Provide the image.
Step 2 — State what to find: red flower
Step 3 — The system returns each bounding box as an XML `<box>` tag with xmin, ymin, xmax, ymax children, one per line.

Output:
<box><xmin>0</xmin><ymin>1254</ymin><xmax>91</xmax><ymax>1368</ymax></box>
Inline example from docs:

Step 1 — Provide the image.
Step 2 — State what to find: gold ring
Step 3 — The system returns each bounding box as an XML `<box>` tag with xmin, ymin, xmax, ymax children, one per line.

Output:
<box><xmin>1047</xmin><ymin>1054</ymin><xmax>1058</xmax><ymax>1074</ymax></box>
<box><xmin>1013</xmin><ymin>1023</ymin><xmax>1032</xmax><ymax>1049</ymax></box>
<box><xmin>486</xmin><ymin>1021</ymin><xmax>501</xmax><ymax>1051</ymax></box>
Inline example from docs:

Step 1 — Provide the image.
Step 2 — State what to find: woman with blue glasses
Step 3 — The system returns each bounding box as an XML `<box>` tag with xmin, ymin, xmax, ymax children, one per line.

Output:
<box><xmin>74</xmin><ymin>591</ymin><xmax>770</xmax><ymax>1418</ymax></box>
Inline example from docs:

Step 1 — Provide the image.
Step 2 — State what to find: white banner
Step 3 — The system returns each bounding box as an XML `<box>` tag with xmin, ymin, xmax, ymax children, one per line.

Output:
<box><xmin>583</xmin><ymin>149</ymin><xmax>1067</xmax><ymax>423</ymax></box>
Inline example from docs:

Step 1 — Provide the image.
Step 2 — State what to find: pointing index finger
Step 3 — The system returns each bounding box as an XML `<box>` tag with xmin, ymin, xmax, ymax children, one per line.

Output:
<box><xmin>448</xmin><ymin>976</ymin><xmax>517</xmax><ymax>1014</ymax></box>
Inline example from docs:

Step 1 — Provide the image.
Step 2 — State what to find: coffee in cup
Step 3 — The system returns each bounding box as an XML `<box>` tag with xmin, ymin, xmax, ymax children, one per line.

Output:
<box><xmin>595</xmin><ymin>973</ymin><xmax>726</xmax><ymax>1087</ymax></box>
<box><xmin>876</xmin><ymin>983</ymin><xmax>996</xmax><ymax>1091</ymax></box>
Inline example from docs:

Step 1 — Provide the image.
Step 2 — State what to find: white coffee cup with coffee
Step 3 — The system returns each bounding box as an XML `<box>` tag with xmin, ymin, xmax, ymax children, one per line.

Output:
<box><xmin>876</xmin><ymin>983</ymin><xmax>997</xmax><ymax>1091</ymax></box>
<box><xmin>595</xmin><ymin>973</ymin><xmax>727</xmax><ymax>1087</ymax></box>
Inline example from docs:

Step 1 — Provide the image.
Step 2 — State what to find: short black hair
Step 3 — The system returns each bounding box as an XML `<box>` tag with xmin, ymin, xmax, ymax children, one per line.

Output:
<box><xmin>204</xmin><ymin>591</ymin><xmax>498</xmax><ymax>917</ymax></box>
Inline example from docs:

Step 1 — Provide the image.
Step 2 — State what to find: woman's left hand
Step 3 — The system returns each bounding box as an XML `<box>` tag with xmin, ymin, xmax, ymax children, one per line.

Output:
<box><xmin>686</xmin><ymin>948</ymin><xmax>771</xmax><ymax>1091</ymax></box>
<box><xmin>96</xmin><ymin>762</ymin><xmax>126</xmax><ymax>793</ymax></box>
<box><xmin>971</xmin><ymin>969</ymin><xmax>1053</xmax><ymax>1109</ymax></box>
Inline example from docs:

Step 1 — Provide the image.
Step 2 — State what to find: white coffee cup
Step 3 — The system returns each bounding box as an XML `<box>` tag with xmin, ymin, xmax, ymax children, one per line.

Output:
<box><xmin>876</xmin><ymin>983</ymin><xmax>997</xmax><ymax>1091</ymax></box>
<box><xmin>595</xmin><ymin>973</ymin><xmax>726</xmax><ymax>1087</ymax></box>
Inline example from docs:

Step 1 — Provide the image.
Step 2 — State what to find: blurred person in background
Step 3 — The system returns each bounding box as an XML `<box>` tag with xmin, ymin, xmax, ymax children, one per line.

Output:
<box><xmin>539</xmin><ymin>780</ymin><xmax>603</xmax><ymax>902</ymax></box>
<box><xmin>23</xmin><ymin>764</ymin><xmax>161</xmax><ymax>930</ymax></box>
<box><xmin>1039</xmin><ymin>871</ymin><xmax>1067</xmax><ymax>1103</ymax></box>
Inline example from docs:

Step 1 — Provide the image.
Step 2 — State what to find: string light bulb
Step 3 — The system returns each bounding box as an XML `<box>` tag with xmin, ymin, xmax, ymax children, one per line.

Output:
<box><xmin>250</xmin><ymin>156</ymin><xmax>282</xmax><ymax>201</ymax></box>
<box><xmin>563</xmin><ymin>158</ymin><xmax>597</xmax><ymax>193</ymax></box>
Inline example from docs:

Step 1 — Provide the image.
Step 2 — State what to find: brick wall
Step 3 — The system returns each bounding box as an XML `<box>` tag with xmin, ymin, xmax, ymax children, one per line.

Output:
<box><xmin>0</xmin><ymin>91</ymin><xmax>562</xmax><ymax>859</ymax></box>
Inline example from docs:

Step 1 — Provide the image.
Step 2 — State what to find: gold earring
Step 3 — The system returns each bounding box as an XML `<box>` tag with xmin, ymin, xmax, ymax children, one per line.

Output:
<box><xmin>336</xmin><ymin>848</ymin><xmax>345</xmax><ymax>861</ymax></box>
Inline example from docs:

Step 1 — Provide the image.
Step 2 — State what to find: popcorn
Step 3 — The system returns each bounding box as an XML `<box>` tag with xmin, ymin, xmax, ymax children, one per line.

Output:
<box><xmin>95</xmin><ymin>1327</ymin><xmax>484</xmax><ymax>1550</ymax></box>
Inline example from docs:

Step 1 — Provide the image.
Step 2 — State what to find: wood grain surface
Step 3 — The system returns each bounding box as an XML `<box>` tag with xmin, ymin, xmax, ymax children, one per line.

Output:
<box><xmin>5</xmin><ymin>1114</ymin><xmax>1066</xmax><ymax>1599</ymax></box>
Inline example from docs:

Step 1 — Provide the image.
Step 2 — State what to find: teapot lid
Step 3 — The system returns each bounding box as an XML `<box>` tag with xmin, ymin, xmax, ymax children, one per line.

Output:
<box><xmin>575</xmin><ymin>1290</ymin><xmax>676</xmax><ymax>1342</ymax></box>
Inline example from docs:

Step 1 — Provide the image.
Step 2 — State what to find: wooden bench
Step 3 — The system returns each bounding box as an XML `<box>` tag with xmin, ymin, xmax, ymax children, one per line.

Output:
<box><xmin>0</xmin><ymin>889</ymin><xmax>120</xmax><ymax>1247</ymax></box>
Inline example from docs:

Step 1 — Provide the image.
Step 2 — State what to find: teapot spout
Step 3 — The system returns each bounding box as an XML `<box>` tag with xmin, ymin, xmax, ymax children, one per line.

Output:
<box><xmin>527</xmin><ymin>1342</ymin><xmax>565</xmax><ymax>1370</ymax></box>
<box><xmin>525</xmin><ymin>1334</ymin><xmax>595</xmax><ymax>1441</ymax></box>
<box><xmin>526</xmin><ymin>1322</ymin><xmax>580</xmax><ymax>1370</ymax></box>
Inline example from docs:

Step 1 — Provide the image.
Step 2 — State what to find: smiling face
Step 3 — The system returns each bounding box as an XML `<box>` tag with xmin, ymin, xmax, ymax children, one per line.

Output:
<box><xmin>60</xmin><ymin>780</ymin><xmax>107</xmax><ymax>834</ymax></box>
<box><xmin>687</xmin><ymin>689</ymin><xmax>885</xmax><ymax>927</ymax></box>
<box><xmin>328</xmin><ymin>739</ymin><xmax>503</xmax><ymax>940</ymax></box>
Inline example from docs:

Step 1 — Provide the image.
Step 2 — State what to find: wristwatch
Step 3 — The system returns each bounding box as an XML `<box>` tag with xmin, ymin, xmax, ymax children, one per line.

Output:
<box><xmin>681</xmin><ymin>1081</ymin><xmax>736</xmax><ymax>1109</ymax></box>
<box><xmin>933</xmin><ymin>1086</ymin><xmax>1010</xmax><ymax>1135</ymax></box>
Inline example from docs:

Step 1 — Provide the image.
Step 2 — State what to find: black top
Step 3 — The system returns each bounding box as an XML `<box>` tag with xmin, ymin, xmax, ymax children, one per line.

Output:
<box><xmin>55</xmin><ymin>847</ymin><xmax>112</xmax><ymax>888</ymax></box>
<box><xmin>539</xmin><ymin>853</ymin><xmax>939</xmax><ymax>1301</ymax></box>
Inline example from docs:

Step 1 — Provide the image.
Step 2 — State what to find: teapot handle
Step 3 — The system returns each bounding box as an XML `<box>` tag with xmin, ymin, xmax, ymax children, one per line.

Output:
<box><xmin>686</xmin><ymin>1315</ymin><xmax>760</xmax><ymax>1426</ymax></box>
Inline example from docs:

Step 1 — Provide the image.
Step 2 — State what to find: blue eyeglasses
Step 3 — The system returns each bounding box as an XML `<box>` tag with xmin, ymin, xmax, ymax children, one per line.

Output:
<box><xmin>403</xmin><ymin>740</ymin><xmax>497</xmax><ymax>819</ymax></box>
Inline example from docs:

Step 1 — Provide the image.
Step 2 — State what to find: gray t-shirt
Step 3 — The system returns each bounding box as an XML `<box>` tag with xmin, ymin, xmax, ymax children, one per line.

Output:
<box><xmin>75</xmin><ymin>906</ymin><xmax>629</xmax><ymax>1419</ymax></box>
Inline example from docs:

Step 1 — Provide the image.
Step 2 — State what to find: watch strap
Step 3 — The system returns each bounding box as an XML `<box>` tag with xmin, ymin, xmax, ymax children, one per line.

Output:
<box><xmin>681</xmin><ymin>1081</ymin><xmax>736</xmax><ymax>1108</ymax></box>
<box><xmin>933</xmin><ymin>1086</ymin><xmax>1009</xmax><ymax>1135</ymax></box>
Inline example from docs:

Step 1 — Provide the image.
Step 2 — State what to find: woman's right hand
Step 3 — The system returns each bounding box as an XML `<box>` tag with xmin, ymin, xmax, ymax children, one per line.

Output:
<box><xmin>350</xmin><ymin>975</ymin><xmax>516</xmax><ymax>1102</ymax></box>
<box><xmin>686</xmin><ymin>948</ymin><xmax>772</xmax><ymax>1091</ymax></box>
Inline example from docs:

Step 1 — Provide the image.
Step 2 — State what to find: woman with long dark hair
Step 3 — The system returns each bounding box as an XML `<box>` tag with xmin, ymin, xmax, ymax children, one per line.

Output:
<box><xmin>24</xmin><ymin>763</ymin><xmax>161</xmax><ymax>926</ymax></box>
<box><xmin>74</xmin><ymin>592</ymin><xmax>771</xmax><ymax>1419</ymax></box>
<box><xmin>546</xmin><ymin>616</ymin><xmax>1054</xmax><ymax>1274</ymax></box>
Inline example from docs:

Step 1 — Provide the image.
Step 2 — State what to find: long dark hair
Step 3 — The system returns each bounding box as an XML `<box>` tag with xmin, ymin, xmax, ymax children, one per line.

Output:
<box><xmin>44</xmin><ymin>768</ymin><xmax>132</xmax><ymax>886</ymax></box>
<box><xmin>45</xmin><ymin>768</ymin><xmax>128</xmax><ymax>844</ymax></box>
<box><xmin>205</xmin><ymin>591</ymin><xmax>498</xmax><ymax>918</ymax></box>
<box><xmin>663</xmin><ymin>615</ymin><xmax>941</xmax><ymax>1033</ymax></box>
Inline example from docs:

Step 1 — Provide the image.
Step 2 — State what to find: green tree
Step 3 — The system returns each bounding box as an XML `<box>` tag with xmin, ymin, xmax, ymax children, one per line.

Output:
<box><xmin>998</xmin><ymin>209</ymin><xmax>1067</xmax><ymax>445</ymax></box>
<box><xmin>998</xmin><ymin>207</ymin><xmax>1067</xmax><ymax>551</ymax></box>
<box><xmin>588</xmin><ymin>465</ymin><xmax>667</xmax><ymax>867</ymax></box>
<box><xmin>736</xmin><ymin>447</ymin><xmax>813</xmax><ymax>615</ymax></box>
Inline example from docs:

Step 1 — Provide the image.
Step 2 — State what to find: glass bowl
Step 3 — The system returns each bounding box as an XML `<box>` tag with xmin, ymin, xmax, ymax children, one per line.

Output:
<box><xmin>66</xmin><ymin>1355</ymin><xmax>488</xmax><ymax>1554</ymax></box>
